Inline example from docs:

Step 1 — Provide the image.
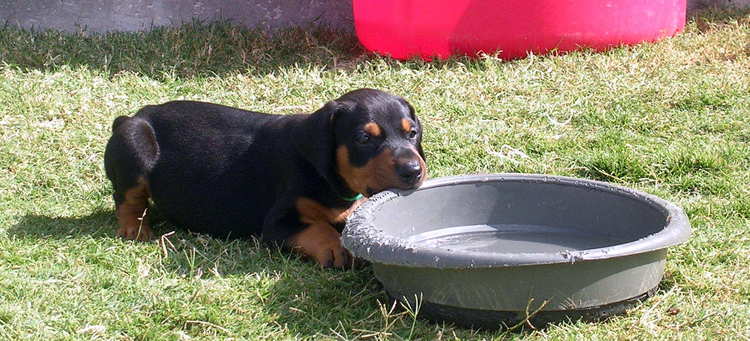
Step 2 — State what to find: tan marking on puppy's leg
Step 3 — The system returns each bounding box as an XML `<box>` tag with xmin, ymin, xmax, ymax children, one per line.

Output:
<box><xmin>296</xmin><ymin>197</ymin><xmax>365</xmax><ymax>225</ymax></box>
<box><xmin>292</xmin><ymin>196</ymin><xmax>364</xmax><ymax>268</ymax></box>
<box><xmin>115</xmin><ymin>179</ymin><xmax>153</xmax><ymax>241</ymax></box>
<box><xmin>287</xmin><ymin>222</ymin><xmax>351</xmax><ymax>268</ymax></box>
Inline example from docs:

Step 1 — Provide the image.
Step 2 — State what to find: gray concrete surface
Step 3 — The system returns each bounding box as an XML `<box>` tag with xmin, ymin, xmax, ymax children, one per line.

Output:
<box><xmin>0</xmin><ymin>0</ymin><xmax>747</xmax><ymax>33</ymax></box>
<box><xmin>689</xmin><ymin>0</ymin><xmax>750</xmax><ymax>11</ymax></box>
<box><xmin>0</xmin><ymin>0</ymin><xmax>353</xmax><ymax>33</ymax></box>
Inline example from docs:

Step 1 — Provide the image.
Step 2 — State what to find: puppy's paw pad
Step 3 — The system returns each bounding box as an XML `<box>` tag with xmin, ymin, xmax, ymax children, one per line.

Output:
<box><xmin>116</xmin><ymin>225</ymin><xmax>154</xmax><ymax>241</ymax></box>
<box><xmin>317</xmin><ymin>243</ymin><xmax>352</xmax><ymax>269</ymax></box>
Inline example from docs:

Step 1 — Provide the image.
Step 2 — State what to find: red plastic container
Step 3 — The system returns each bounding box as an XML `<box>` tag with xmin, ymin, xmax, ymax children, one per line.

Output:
<box><xmin>353</xmin><ymin>0</ymin><xmax>686</xmax><ymax>60</ymax></box>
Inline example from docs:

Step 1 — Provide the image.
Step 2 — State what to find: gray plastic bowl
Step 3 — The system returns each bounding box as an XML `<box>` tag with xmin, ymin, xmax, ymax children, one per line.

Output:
<box><xmin>342</xmin><ymin>174</ymin><xmax>690</xmax><ymax>329</ymax></box>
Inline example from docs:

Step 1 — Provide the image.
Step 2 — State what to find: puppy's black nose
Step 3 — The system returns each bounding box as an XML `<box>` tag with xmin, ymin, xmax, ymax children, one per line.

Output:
<box><xmin>396</xmin><ymin>160</ymin><xmax>422</xmax><ymax>186</ymax></box>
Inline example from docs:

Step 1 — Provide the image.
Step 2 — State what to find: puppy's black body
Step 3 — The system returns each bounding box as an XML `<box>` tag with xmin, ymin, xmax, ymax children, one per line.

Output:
<box><xmin>104</xmin><ymin>89</ymin><xmax>426</xmax><ymax>267</ymax></box>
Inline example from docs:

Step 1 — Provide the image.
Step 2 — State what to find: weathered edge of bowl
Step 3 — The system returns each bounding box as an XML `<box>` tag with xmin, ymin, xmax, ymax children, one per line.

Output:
<box><xmin>342</xmin><ymin>173</ymin><xmax>692</xmax><ymax>269</ymax></box>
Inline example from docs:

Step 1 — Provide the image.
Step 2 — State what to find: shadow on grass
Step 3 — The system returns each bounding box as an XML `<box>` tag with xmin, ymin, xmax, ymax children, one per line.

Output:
<box><xmin>0</xmin><ymin>20</ymin><xmax>366</xmax><ymax>80</ymax></box>
<box><xmin>7</xmin><ymin>204</ymin><xmax>195</xmax><ymax>241</ymax></box>
<box><xmin>8</xmin><ymin>209</ymin><xmax>118</xmax><ymax>240</ymax></box>
<box><xmin>8</xmin><ymin>210</ymin><xmax>667</xmax><ymax>338</ymax></box>
<box><xmin>8</xmin><ymin>210</ymin><xmax>399</xmax><ymax>337</ymax></box>
<box><xmin>261</xmin><ymin>266</ymin><xmax>395</xmax><ymax>338</ymax></box>
<box><xmin>8</xmin><ymin>208</ymin><xmax>279</xmax><ymax>272</ymax></box>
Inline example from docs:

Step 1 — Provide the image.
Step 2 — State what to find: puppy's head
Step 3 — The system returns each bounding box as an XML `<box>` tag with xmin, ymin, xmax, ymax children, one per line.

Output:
<box><xmin>297</xmin><ymin>88</ymin><xmax>427</xmax><ymax>197</ymax></box>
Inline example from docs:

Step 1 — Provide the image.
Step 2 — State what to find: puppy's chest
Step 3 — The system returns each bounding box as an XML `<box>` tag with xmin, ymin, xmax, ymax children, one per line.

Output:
<box><xmin>295</xmin><ymin>197</ymin><xmax>364</xmax><ymax>226</ymax></box>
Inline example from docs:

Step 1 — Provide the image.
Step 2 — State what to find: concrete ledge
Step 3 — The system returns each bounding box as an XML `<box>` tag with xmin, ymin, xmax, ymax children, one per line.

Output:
<box><xmin>0</xmin><ymin>0</ymin><xmax>353</xmax><ymax>33</ymax></box>
<box><xmin>0</xmin><ymin>0</ymin><xmax>748</xmax><ymax>33</ymax></box>
<box><xmin>690</xmin><ymin>0</ymin><xmax>750</xmax><ymax>11</ymax></box>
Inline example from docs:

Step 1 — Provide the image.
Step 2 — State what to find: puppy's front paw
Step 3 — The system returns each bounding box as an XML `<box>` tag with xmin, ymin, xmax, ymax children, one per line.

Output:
<box><xmin>317</xmin><ymin>240</ymin><xmax>353</xmax><ymax>269</ymax></box>
<box><xmin>115</xmin><ymin>202</ymin><xmax>153</xmax><ymax>241</ymax></box>
<box><xmin>287</xmin><ymin>223</ymin><xmax>353</xmax><ymax>269</ymax></box>
<box><xmin>116</xmin><ymin>224</ymin><xmax>154</xmax><ymax>241</ymax></box>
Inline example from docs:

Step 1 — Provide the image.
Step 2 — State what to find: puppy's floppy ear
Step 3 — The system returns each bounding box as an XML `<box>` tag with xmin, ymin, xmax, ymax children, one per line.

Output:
<box><xmin>403</xmin><ymin>100</ymin><xmax>426</xmax><ymax>162</ymax></box>
<box><xmin>293</xmin><ymin>100</ymin><xmax>350</xmax><ymax>183</ymax></box>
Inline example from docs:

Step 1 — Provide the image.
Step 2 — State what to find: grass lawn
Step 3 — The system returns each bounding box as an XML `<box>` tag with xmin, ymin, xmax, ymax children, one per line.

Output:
<box><xmin>1</xmin><ymin>9</ymin><xmax>749</xmax><ymax>340</ymax></box>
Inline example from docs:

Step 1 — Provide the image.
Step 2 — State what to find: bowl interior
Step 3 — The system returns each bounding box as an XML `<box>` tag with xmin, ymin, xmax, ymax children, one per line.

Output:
<box><xmin>371</xmin><ymin>180</ymin><xmax>668</xmax><ymax>254</ymax></box>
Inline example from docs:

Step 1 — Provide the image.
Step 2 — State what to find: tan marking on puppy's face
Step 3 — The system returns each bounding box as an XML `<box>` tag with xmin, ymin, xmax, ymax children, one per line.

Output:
<box><xmin>363</xmin><ymin>122</ymin><xmax>382</xmax><ymax>137</ymax></box>
<box><xmin>401</xmin><ymin>118</ymin><xmax>413</xmax><ymax>134</ymax></box>
<box><xmin>336</xmin><ymin>145</ymin><xmax>403</xmax><ymax>196</ymax></box>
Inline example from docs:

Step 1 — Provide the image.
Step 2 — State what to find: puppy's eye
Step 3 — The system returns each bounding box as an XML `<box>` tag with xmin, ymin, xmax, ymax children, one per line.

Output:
<box><xmin>407</xmin><ymin>128</ymin><xmax>418</xmax><ymax>140</ymax></box>
<box><xmin>355</xmin><ymin>131</ymin><xmax>371</xmax><ymax>144</ymax></box>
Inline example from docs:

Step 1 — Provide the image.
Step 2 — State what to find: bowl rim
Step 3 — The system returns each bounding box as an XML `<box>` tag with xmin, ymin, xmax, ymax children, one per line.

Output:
<box><xmin>342</xmin><ymin>173</ymin><xmax>691</xmax><ymax>269</ymax></box>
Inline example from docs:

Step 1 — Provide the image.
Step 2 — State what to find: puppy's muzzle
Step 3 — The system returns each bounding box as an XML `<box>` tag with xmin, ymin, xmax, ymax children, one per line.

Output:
<box><xmin>395</xmin><ymin>159</ymin><xmax>423</xmax><ymax>186</ymax></box>
<box><xmin>393</xmin><ymin>147</ymin><xmax>425</xmax><ymax>188</ymax></box>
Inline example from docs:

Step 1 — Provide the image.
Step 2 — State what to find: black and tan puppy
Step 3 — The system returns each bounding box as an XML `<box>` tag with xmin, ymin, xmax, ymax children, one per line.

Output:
<box><xmin>104</xmin><ymin>88</ymin><xmax>426</xmax><ymax>268</ymax></box>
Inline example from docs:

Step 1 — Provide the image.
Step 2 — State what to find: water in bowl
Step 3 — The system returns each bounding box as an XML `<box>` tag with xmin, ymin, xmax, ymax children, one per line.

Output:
<box><xmin>406</xmin><ymin>224</ymin><xmax>622</xmax><ymax>253</ymax></box>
